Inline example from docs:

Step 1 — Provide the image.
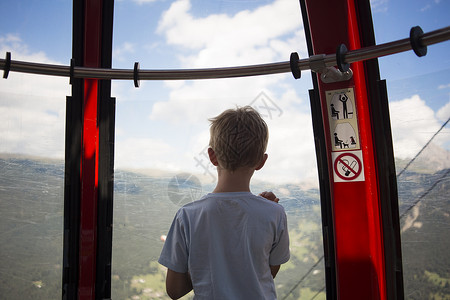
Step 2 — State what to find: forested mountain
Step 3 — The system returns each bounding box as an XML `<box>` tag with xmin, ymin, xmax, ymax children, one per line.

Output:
<box><xmin>0</xmin><ymin>155</ymin><xmax>448</xmax><ymax>299</ymax></box>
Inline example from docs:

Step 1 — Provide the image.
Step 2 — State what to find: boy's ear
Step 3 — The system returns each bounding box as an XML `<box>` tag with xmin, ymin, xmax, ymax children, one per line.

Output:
<box><xmin>208</xmin><ymin>147</ymin><xmax>219</xmax><ymax>166</ymax></box>
<box><xmin>255</xmin><ymin>153</ymin><xmax>268</xmax><ymax>171</ymax></box>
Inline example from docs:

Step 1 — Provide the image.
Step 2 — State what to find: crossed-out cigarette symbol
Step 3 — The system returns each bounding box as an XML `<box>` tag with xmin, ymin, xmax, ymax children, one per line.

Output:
<box><xmin>334</xmin><ymin>153</ymin><xmax>362</xmax><ymax>181</ymax></box>
<box><xmin>341</xmin><ymin>158</ymin><xmax>357</xmax><ymax>176</ymax></box>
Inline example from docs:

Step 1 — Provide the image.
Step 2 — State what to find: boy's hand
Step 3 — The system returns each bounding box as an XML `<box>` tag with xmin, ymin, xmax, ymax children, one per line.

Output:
<box><xmin>259</xmin><ymin>191</ymin><xmax>279</xmax><ymax>203</ymax></box>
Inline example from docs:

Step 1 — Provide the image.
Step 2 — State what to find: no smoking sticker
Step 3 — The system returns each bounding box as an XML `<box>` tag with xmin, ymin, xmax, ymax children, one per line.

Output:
<box><xmin>332</xmin><ymin>150</ymin><xmax>365</xmax><ymax>182</ymax></box>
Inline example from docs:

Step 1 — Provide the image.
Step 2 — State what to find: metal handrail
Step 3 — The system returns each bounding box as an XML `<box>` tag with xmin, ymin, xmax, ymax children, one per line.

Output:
<box><xmin>0</xmin><ymin>26</ymin><xmax>449</xmax><ymax>81</ymax></box>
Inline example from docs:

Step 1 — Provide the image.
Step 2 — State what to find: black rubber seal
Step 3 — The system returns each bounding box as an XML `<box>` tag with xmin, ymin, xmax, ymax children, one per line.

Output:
<box><xmin>3</xmin><ymin>52</ymin><xmax>11</xmax><ymax>79</ymax></box>
<box><xmin>336</xmin><ymin>44</ymin><xmax>350</xmax><ymax>72</ymax></box>
<box><xmin>410</xmin><ymin>26</ymin><xmax>427</xmax><ymax>57</ymax></box>
<box><xmin>290</xmin><ymin>52</ymin><xmax>301</xmax><ymax>79</ymax></box>
<box><xmin>69</xmin><ymin>58</ymin><xmax>75</xmax><ymax>85</ymax></box>
<box><xmin>133</xmin><ymin>62</ymin><xmax>140</xmax><ymax>88</ymax></box>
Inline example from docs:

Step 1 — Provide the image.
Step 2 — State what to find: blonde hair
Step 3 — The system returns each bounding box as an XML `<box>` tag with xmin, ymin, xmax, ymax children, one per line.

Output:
<box><xmin>209</xmin><ymin>106</ymin><xmax>268</xmax><ymax>171</ymax></box>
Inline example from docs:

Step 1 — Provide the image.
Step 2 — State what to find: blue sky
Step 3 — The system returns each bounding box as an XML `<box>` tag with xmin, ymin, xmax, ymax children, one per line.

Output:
<box><xmin>0</xmin><ymin>0</ymin><xmax>449</xmax><ymax>187</ymax></box>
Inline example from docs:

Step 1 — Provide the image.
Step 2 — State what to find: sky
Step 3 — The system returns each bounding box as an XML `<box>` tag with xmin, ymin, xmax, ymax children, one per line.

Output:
<box><xmin>0</xmin><ymin>0</ymin><xmax>449</xmax><ymax>187</ymax></box>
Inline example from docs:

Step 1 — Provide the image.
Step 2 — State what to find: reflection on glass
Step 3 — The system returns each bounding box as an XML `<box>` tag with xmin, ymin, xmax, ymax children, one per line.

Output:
<box><xmin>0</xmin><ymin>3</ymin><xmax>70</xmax><ymax>297</ymax></box>
<box><xmin>112</xmin><ymin>0</ymin><xmax>325</xmax><ymax>299</ymax></box>
<box><xmin>371</xmin><ymin>1</ymin><xmax>450</xmax><ymax>298</ymax></box>
<box><xmin>390</xmin><ymin>75</ymin><xmax>450</xmax><ymax>300</ymax></box>
<box><xmin>0</xmin><ymin>73</ymin><xmax>68</xmax><ymax>298</ymax></box>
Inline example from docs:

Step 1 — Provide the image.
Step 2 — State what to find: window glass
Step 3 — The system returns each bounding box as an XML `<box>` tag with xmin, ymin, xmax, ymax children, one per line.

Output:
<box><xmin>371</xmin><ymin>1</ymin><xmax>450</xmax><ymax>299</ymax></box>
<box><xmin>112</xmin><ymin>0</ymin><xmax>325</xmax><ymax>299</ymax></box>
<box><xmin>0</xmin><ymin>1</ymin><xmax>71</xmax><ymax>299</ymax></box>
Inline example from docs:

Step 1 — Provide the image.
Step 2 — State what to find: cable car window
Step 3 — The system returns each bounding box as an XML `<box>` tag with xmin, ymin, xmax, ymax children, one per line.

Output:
<box><xmin>0</xmin><ymin>1</ymin><xmax>71</xmax><ymax>299</ymax></box>
<box><xmin>371</xmin><ymin>1</ymin><xmax>450</xmax><ymax>299</ymax></box>
<box><xmin>111</xmin><ymin>0</ymin><xmax>325</xmax><ymax>299</ymax></box>
<box><xmin>0</xmin><ymin>0</ymin><xmax>448</xmax><ymax>299</ymax></box>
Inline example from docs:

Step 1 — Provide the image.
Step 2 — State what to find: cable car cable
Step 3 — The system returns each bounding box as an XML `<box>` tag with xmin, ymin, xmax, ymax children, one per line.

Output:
<box><xmin>281</xmin><ymin>256</ymin><xmax>324</xmax><ymax>300</ymax></box>
<box><xmin>397</xmin><ymin>117</ymin><xmax>450</xmax><ymax>177</ymax></box>
<box><xmin>399</xmin><ymin>168</ymin><xmax>449</xmax><ymax>220</ymax></box>
<box><xmin>396</xmin><ymin>116</ymin><xmax>450</xmax><ymax>218</ymax></box>
<box><xmin>310</xmin><ymin>286</ymin><xmax>326</xmax><ymax>300</ymax></box>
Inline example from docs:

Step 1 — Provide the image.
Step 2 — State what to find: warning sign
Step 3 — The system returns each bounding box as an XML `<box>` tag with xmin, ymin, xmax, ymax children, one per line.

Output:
<box><xmin>332</xmin><ymin>151</ymin><xmax>365</xmax><ymax>182</ymax></box>
<box><xmin>326</xmin><ymin>88</ymin><xmax>360</xmax><ymax>151</ymax></box>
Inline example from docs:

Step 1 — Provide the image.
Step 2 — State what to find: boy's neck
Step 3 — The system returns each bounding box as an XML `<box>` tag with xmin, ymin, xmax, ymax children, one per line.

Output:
<box><xmin>213</xmin><ymin>167</ymin><xmax>254</xmax><ymax>193</ymax></box>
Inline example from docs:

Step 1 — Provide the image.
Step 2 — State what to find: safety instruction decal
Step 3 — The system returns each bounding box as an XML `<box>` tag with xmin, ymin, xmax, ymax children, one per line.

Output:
<box><xmin>326</xmin><ymin>88</ymin><xmax>360</xmax><ymax>151</ymax></box>
<box><xmin>332</xmin><ymin>151</ymin><xmax>365</xmax><ymax>182</ymax></box>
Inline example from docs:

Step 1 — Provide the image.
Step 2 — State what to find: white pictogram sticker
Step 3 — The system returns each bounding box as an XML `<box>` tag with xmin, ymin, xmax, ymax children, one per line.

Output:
<box><xmin>326</xmin><ymin>88</ymin><xmax>360</xmax><ymax>151</ymax></box>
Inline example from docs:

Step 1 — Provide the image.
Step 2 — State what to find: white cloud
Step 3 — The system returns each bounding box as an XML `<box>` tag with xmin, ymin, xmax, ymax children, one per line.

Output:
<box><xmin>370</xmin><ymin>0</ymin><xmax>389</xmax><ymax>13</ymax></box>
<box><xmin>0</xmin><ymin>35</ymin><xmax>70</xmax><ymax>159</ymax></box>
<box><xmin>113</xmin><ymin>42</ymin><xmax>136</xmax><ymax>62</ymax></box>
<box><xmin>157</xmin><ymin>0</ymin><xmax>306</xmax><ymax>67</ymax></box>
<box><xmin>0</xmin><ymin>105</ymin><xmax>65</xmax><ymax>157</ymax></box>
<box><xmin>389</xmin><ymin>95</ymin><xmax>448</xmax><ymax>158</ymax></box>
<box><xmin>150</xmin><ymin>76</ymin><xmax>288</xmax><ymax>124</ymax></box>
<box><xmin>420</xmin><ymin>4</ymin><xmax>432</xmax><ymax>12</ymax></box>
<box><xmin>436</xmin><ymin>100</ymin><xmax>450</xmax><ymax>122</ymax></box>
<box><xmin>133</xmin><ymin>0</ymin><xmax>159</xmax><ymax>4</ymax></box>
<box><xmin>114</xmin><ymin>137</ymin><xmax>179</xmax><ymax>170</ymax></box>
<box><xmin>131</xmin><ymin>0</ymin><xmax>315</xmax><ymax>185</ymax></box>
<box><xmin>419</xmin><ymin>0</ymin><xmax>443</xmax><ymax>12</ymax></box>
<box><xmin>117</xmin><ymin>0</ymin><xmax>159</xmax><ymax>4</ymax></box>
<box><xmin>133</xmin><ymin>83</ymin><xmax>317</xmax><ymax>184</ymax></box>
<box><xmin>438</xmin><ymin>83</ymin><xmax>450</xmax><ymax>90</ymax></box>
<box><xmin>258</xmin><ymin>92</ymin><xmax>317</xmax><ymax>184</ymax></box>
<box><xmin>142</xmin><ymin>0</ymin><xmax>314</xmax><ymax>184</ymax></box>
<box><xmin>151</xmin><ymin>0</ymin><xmax>307</xmax><ymax>125</ymax></box>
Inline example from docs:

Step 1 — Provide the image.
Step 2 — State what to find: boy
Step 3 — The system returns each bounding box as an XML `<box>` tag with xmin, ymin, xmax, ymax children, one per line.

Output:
<box><xmin>158</xmin><ymin>106</ymin><xmax>290</xmax><ymax>299</ymax></box>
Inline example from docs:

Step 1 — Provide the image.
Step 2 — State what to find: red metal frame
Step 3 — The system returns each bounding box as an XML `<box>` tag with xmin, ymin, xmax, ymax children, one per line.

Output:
<box><xmin>303</xmin><ymin>0</ymin><xmax>387</xmax><ymax>298</ymax></box>
<box><xmin>78</xmin><ymin>0</ymin><xmax>103</xmax><ymax>298</ymax></box>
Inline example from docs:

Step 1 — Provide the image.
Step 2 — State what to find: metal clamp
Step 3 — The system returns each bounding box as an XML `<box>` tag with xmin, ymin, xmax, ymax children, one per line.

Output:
<box><xmin>308</xmin><ymin>54</ymin><xmax>327</xmax><ymax>73</ymax></box>
<box><xmin>320</xmin><ymin>67</ymin><xmax>353</xmax><ymax>83</ymax></box>
<box><xmin>309</xmin><ymin>50</ymin><xmax>352</xmax><ymax>83</ymax></box>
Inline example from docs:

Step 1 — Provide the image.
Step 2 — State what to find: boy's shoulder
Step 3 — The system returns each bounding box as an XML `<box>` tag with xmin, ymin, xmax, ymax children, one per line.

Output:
<box><xmin>182</xmin><ymin>192</ymin><xmax>286</xmax><ymax>213</ymax></box>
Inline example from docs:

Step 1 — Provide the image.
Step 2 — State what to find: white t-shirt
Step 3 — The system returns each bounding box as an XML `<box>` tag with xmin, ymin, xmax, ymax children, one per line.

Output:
<box><xmin>158</xmin><ymin>192</ymin><xmax>290</xmax><ymax>299</ymax></box>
